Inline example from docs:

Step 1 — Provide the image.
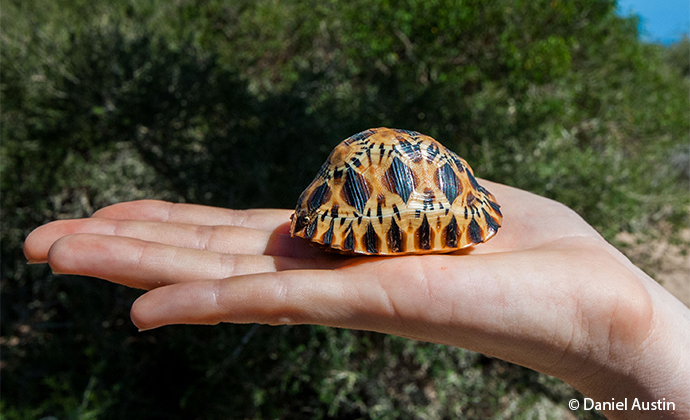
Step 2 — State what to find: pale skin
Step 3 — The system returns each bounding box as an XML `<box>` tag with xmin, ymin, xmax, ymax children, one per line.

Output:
<box><xmin>24</xmin><ymin>180</ymin><xmax>689</xmax><ymax>419</ymax></box>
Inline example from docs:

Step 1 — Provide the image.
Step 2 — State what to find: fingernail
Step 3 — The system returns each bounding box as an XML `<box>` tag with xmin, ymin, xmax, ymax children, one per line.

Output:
<box><xmin>27</xmin><ymin>260</ymin><xmax>45</xmax><ymax>265</ymax></box>
<box><xmin>137</xmin><ymin>327</ymin><xmax>156</xmax><ymax>332</ymax></box>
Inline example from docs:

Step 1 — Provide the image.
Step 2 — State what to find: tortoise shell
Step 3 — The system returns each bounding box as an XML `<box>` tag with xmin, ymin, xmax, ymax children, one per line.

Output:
<box><xmin>289</xmin><ymin>127</ymin><xmax>502</xmax><ymax>255</ymax></box>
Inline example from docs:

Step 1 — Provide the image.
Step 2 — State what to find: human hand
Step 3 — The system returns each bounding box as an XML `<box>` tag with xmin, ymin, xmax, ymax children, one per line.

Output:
<box><xmin>24</xmin><ymin>180</ymin><xmax>689</xmax><ymax>419</ymax></box>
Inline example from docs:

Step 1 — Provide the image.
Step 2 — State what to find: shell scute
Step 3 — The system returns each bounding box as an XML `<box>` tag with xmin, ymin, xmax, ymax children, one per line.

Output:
<box><xmin>341</xmin><ymin>168</ymin><xmax>371</xmax><ymax>214</ymax></box>
<box><xmin>383</xmin><ymin>156</ymin><xmax>416</xmax><ymax>204</ymax></box>
<box><xmin>289</xmin><ymin>127</ymin><xmax>502</xmax><ymax>255</ymax></box>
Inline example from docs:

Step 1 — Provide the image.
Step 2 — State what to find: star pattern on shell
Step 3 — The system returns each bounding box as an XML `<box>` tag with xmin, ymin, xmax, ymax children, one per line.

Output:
<box><xmin>289</xmin><ymin>127</ymin><xmax>502</xmax><ymax>255</ymax></box>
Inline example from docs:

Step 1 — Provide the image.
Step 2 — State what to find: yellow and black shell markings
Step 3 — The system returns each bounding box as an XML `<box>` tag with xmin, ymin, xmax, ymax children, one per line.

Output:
<box><xmin>289</xmin><ymin>127</ymin><xmax>502</xmax><ymax>255</ymax></box>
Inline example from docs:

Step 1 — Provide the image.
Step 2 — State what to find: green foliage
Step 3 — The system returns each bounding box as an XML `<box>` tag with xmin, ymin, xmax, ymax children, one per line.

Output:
<box><xmin>2</xmin><ymin>0</ymin><xmax>685</xmax><ymax>418</ymax></box>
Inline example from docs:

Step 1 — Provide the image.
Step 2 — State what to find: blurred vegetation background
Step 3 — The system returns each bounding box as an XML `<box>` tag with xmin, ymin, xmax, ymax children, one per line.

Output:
<box><xmin>2</xmin><ymin>0</ymin><xmax>688</xmax><ymax>418</ymax></box>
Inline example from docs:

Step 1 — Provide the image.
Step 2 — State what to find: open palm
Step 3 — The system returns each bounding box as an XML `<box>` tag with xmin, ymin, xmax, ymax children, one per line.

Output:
<box><xmin>24</xmin><ymin>180</ymin><xmax>690</xmax><ymax>419</ymax></box>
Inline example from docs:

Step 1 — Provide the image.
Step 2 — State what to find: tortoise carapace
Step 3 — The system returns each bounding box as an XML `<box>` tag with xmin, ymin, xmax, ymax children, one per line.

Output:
<box><xmin>289</xmin><ymin>127</ymin><xmax>502</xmax><ymax>255</ymax></box>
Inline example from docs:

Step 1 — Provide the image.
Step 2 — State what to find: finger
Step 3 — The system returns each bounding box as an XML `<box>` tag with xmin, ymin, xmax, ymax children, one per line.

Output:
<box><xmin>47</xmin><ymin>233</ymin><xmax>344</xmax><ymax>290</ymax></box>
<box><xmin>25</xmin><ymin>218</ymin><xmax>326</xmax><ymax>263</ymax></box>
<box><xmin>130</xmin><ymin>241</ymin><xmax>652</xmax><ymax>380</ymax></box>
<box><xmin>130</xmin><ymin>267</ymin><xmax>391</xmax><ymax>330</ymax></box>
<box><xmin>130</xmin><ymin>251</ymin><xmax>531</xmax><ymax>334</ymax></box>
<box><xmin>92</xmin><ymin>200</ymin><xmax>293</xmax><ymax>231</ymax></box>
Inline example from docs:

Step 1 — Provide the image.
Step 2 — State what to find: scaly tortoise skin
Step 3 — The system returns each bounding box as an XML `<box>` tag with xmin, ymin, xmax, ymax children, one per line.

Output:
<box><xmin>289</xmin><ymin>127</ymin><xmax>502</xmax><ymax>255</ymax></box>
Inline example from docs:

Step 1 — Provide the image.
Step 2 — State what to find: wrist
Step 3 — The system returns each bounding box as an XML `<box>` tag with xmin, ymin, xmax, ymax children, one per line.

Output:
<box><xmin>567</xmin><ymin>279</ymin><xmax>690</xmax><ymax>419</ymax></box>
